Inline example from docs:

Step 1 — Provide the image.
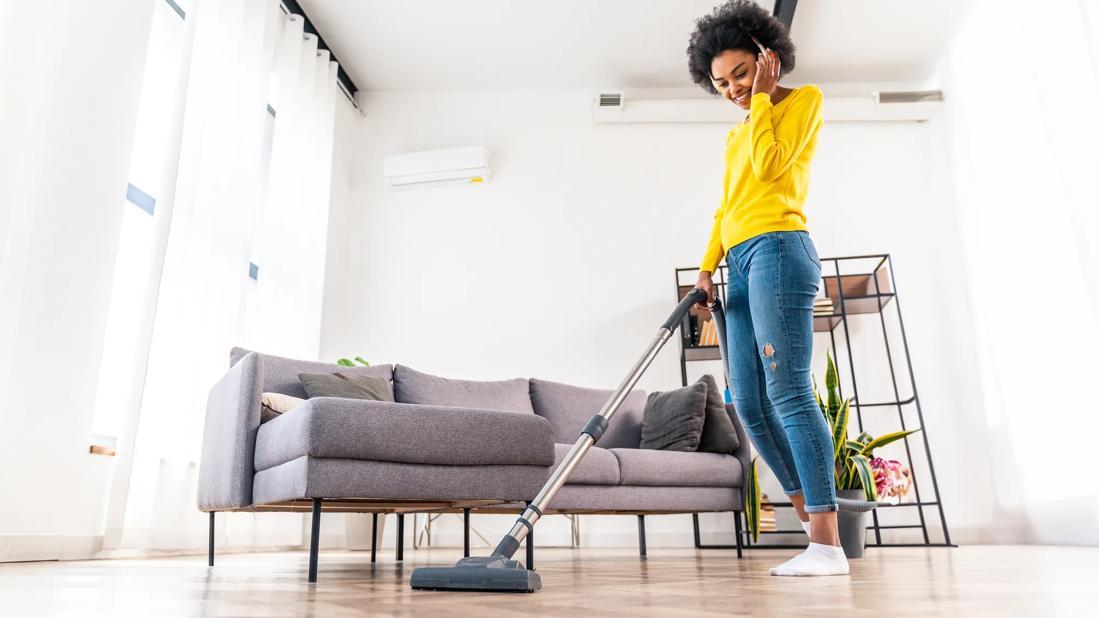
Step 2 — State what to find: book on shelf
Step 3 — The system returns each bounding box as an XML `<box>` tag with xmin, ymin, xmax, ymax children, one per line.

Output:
<box><xmin>759</xmin><ymin>495</ymin><xmax>777</xmax><ymax>532</ymax></box>
<box><xmin>697</xmin><ymin>318</ymin><xmax>720</xmax><ymax>346</ymax></box>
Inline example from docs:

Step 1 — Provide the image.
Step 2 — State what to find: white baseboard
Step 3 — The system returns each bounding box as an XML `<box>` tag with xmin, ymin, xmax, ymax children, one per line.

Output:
<box><xmin>0</xmin><ymin>534</ymin><xmax>103</xmax><ymax>563</ymax></box>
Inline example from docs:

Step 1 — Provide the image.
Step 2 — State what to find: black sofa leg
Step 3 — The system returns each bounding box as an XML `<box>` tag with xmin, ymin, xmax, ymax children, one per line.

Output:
<box><xmin>370</xmin><ymin>513</ymin><xmax>378</xmax><ymax>564</ymax></box>
<box><xmin>208</xmin><ymin>512</ymin><xmax>215</xmax><ymax>567</ymax></box>
<box><xmin>733</xmin><ymin>510</ymin><xmax>744</xmax><ymax>558</ymax></box>
<box><xmin>638</xmin><ymin>514</ymin><xmax>647</xmax><ymax>558</ymax></box>
<box><xmin>692</xmin><ymin>513</ymin><xmax>701</xmax><ymax>549</ymax></box>
<box><xmin>396</xmin><ymin>513</ymin><xmax>405</xmax><ymax>562</ymax></box>
<box><xmin>308</xmin><ymin>498</ymin><xmax>322</xmax><ymax>583</ymax></box>
<box><xmin>463</xmin><ymin>508</ymin><xmax>471</xmax><ymax>558</ymax></box>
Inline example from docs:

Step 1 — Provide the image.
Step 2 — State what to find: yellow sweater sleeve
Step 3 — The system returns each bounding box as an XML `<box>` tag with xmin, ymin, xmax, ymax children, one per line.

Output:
<box><xmin>748</xmin><ymin>87</ymin><xmax>823</xmax><ymax>182</ymax></box>
<box><xmin>699</xmin><ymin>204</ymin><xmax>725</xmax><ymax>274</ymax></box>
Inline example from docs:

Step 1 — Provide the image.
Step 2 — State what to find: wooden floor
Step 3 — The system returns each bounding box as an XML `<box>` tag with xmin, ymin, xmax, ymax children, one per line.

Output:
<box><xmin>1</xmin><ymin>545</ymin><xmax>1095</xmax><ymax>617</ymax></box>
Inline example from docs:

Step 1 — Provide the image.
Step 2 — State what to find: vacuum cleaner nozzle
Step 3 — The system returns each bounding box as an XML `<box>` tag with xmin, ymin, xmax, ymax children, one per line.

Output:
<box><xmin>410</xmin><ymin>555</ymin><xmax>542</xmax><ymax>593</ymax></box>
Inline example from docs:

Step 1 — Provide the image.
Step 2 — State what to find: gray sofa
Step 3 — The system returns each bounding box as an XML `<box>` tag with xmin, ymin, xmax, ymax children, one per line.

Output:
<box><xmin>198</xmin><ymin>347</ymin><xmax>751</xmax><ymax>581</ymax></box>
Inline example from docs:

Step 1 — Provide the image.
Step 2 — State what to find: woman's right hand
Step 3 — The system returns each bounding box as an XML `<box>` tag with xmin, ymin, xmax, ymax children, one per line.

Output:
<box><xmin>696</xmin><ymin>271</ymin><xmax>715</xmax><ymax>310</ymax></box>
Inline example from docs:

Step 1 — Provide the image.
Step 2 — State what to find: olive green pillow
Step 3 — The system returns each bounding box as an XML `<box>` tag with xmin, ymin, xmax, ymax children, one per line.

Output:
<box><xmin>297</xmin><ymin>372</ymin><xmax>395</xmax><ymax>402</ymax></box>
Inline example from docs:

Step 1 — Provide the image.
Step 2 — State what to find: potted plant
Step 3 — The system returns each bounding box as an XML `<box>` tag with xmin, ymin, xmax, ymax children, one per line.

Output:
<box><xmin>744</xmin><ymin>351</ymin><xmax>919</xmax><ymax>558</ymax></box>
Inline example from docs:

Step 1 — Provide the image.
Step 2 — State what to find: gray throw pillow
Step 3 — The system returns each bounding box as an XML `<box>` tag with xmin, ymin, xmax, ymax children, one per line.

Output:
<box><xmin>639</xmin><ymin>381</ymin><xmax>708</xmax><ymax>451</ymax></box>
<box><xmin>696</xmin><ymin>374</ymin><xmax>740</xmax><ymax>454</ymax></box>
<box><xmin>298</xmin><ymin>372</ymin><xmax>395</xmax><ymax>402</ymax></box>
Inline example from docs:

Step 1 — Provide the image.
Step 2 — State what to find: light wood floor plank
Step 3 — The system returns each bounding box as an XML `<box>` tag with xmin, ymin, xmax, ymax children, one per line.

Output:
<box><xmin>1</xmin><ymin>545</ymin><xmax>1095</xmax><ymax>617</ymax></box>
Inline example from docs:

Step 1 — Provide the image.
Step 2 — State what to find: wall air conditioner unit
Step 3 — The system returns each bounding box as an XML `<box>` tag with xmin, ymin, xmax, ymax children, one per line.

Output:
<box><xmin>383</xmin><ymin>146</ymin><xmax>490</xmax><ymax>189</ymax></box>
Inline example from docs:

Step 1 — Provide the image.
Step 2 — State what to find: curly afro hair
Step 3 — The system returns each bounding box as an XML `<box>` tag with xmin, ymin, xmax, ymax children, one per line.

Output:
<box><xmin>687</xmin><ymin>0</ymin><xmax>796</xmax><ymax>96</ymax></box>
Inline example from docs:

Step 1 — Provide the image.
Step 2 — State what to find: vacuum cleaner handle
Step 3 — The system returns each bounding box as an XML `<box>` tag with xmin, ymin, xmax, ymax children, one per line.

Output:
<box><xmin>489</xmin><ymin>287</ymin><xmax>710</xmax><ymax>561</ymax></box>
<box><xmin>663</xmin><ymin>287</ymin><xmax>708</xmax><ymax>331</ymax></box>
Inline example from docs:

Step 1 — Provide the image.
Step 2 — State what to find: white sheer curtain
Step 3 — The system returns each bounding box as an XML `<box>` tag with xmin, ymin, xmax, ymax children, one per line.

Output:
<box><xmin>939</xmin><ymin>0</ymin><xmax>1099</xmax><ymax>544</ymax></box>
<box><xmin>0</xmin><ymin>0</ymin><xmax>155</xmax><ymax>552</ymax></box>
<box><xmin>108</xmin><ymin>0</ymin><xmax>340</xmax><ymax>552</ymax></box>
<box><xmin>244</xmin><ymin>5</ymin><xmax>338</xmax><ymax>359</ymax></box>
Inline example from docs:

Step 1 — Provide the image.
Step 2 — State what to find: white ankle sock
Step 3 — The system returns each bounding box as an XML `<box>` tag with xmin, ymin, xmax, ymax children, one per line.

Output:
<box><xmin>799</xmin><ymin>519</ymin><xmax>811</xmax><ymax>536</ymax></box>
<box><xmin>769</xmin><ymin>542</ymin><xmax>849</xmax><ymax>576</ymax></box>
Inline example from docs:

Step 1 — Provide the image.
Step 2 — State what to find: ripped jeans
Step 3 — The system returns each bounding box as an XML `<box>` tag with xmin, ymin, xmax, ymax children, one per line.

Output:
<box><xmin>724</xmin><ymin>231</ymin><xmax>837</xmax><ymax>513</ymax></box>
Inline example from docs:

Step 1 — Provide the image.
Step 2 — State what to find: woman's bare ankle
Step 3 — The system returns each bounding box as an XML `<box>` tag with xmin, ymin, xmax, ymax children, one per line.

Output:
<box><xmin>808</xmin><ymin>512</ymin><xmax>841</xmax><ymax>546</ymax></box>
<box><xmin>789</xmin><ymin>494</ymin><xmax>809</xmax><ymax>522</ymax></box>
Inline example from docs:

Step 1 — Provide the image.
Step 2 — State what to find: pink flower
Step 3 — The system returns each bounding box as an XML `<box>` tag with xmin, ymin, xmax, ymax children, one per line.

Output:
<box><xmin>870</xmin><ymin>457</ymin><xmax>911</xmax><ymax>503</ymax></box>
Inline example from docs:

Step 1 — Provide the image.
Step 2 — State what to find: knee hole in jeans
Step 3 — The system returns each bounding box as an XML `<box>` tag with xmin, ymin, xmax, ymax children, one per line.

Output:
<box><xmin>762</xmin><ymin>343</ymin><xmax>777</xmax><ymax>372</ymax></box>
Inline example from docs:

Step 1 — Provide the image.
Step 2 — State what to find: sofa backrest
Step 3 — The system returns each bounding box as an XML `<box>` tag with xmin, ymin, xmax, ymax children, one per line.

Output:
<box><xmin>392</xmin><ymin>364</ymin><xmax>535</xmax><ymax>414</ymax></box>
<box><xmin>230</xmin><ymin>347</ymin><xmax>393</xmax><ymax>398</ymax></box>
<box><xmin>529</xmin><ymin>378</ymin><xmax>645</xmax><ymax>449</ymax></box>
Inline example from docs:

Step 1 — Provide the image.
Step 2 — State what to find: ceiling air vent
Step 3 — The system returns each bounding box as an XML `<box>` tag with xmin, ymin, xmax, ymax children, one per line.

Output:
<box><xmin>877</xmin><ymin>90</ymin><xmax>944</xmax><ymax>104</ymax></box>
<box><xmin>598</xmin><ymin>93</ymin><xmax>624</xmax><ymax>108</ymax></box>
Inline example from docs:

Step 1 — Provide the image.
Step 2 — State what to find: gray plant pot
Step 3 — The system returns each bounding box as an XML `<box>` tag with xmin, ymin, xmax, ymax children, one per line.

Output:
<box><xmin>837</xmin><ymin>489</ymin><xmax>869</xmax><ymax>559</ymax></box>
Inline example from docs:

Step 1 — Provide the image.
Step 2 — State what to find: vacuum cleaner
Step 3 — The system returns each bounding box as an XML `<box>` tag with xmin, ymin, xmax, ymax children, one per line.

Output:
<box><xmin>409</xmin><ymin>288</ymin><xmax>876</xmax><ymax>592</ymax></box>
<box><xmin>410</xmin><ymin>287</ymin><xmax>709</xmax><ymax>592</ymax></box>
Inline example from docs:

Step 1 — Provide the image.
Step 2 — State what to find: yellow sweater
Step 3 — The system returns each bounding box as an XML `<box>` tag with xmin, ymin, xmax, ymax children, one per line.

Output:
<box><xmin>699</xmin><ymin>85</ymin><xmax>823</xmax><ymax>273</ymax></box>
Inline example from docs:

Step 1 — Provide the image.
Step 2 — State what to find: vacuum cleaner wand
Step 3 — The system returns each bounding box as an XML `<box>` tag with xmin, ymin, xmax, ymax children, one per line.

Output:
<box><xmin>410</xmin><ymin>287</ymin><xmax>708</xmax><ymax>593</ymax></box>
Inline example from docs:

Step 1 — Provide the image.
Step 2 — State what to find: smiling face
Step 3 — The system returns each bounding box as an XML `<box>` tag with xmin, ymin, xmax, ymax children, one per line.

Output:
<box><xmin>710</xmin><ymin>49</ymin><xmax>759</xmax><ymax>109</ymax></box>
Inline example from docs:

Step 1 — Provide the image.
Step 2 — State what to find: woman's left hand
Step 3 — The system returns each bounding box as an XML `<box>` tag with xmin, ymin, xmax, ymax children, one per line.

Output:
<box><xmin>751</xmin><ymin>45</ymin><xmax>780</xmax><ymax>99</ymax></box>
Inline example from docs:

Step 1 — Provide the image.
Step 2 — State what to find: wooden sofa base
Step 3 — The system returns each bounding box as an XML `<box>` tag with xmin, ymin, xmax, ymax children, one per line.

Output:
<box><xmin>204</xmin><ymin>498</ymin><xmax>743</xmax><ymax>583</ymax></box>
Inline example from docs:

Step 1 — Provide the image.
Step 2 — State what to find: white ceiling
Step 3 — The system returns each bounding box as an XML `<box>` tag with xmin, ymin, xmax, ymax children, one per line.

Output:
<box><xmin>790</xmin><ymin>0</ymin><xmax>966</xmax><ymax>83</ymax></box>
<box><xmin>299</xmin><ymin>0</ymin><xmax>964</xmax><ymax>92</ymax></box>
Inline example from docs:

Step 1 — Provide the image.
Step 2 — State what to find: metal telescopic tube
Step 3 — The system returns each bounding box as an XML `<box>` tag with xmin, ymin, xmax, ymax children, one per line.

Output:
<box><xmin>499</xmin><ymin>328</ymin><xmax>675</xmax><ymax>547</ymax></box>
<box><xmin>490</xmin><ymin>288</ymin><xmax>706</xmax><ymax>559</ymax></box>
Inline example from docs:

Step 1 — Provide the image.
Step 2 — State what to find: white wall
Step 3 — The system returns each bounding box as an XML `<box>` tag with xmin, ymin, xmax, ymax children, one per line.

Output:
<box><xmin>319</xmin><ymin>86</ymin><xmax>995</xmax><ymax>548</ymax></box>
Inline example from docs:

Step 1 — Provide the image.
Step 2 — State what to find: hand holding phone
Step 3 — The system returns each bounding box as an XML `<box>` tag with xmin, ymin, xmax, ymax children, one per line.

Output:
<box><xmin>749</xmin><ymin>35</ymin><xmax>780</xmax><ymax>98</ymax></box>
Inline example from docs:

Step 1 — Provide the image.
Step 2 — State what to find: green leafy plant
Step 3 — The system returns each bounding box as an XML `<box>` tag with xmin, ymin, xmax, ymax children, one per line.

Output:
<box><xmin>744</xmin><ymin>456</ymin><xmax>762</xmax><ymax>541</ymax></box>
<box><xmin>336</xmin><ymin>356</ymin><xmax>370</xmax><ymax>367</ymax></box>
<box><xmin>743</xmin><ymin>350</ymin><xmax>919</xmax><ymax>541</ymax></box>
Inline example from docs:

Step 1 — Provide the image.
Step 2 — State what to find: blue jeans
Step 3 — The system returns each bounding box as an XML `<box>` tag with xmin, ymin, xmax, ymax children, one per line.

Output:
<box><xmin>724</xmin><ymin>231</ymin><xmax>837</xmax><ymax>513</ymax></box>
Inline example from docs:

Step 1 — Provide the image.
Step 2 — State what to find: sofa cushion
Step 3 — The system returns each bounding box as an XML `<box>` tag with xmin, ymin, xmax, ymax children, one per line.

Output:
<box><xmin>554</xmin><ymin>443</ymin><xmax>620</xmax><ymax>485</ymax></box>
<box><xmin>639</xmin><ymin>381</ymin><xmax>708</xmax><ymax>451</ymax></box>
<box><xmin>231</xmin><ymin>347</ymin><xmax>393</xmax><ymax>399</ymax></box>
<box><xmin>253</xmin><ymin>457</ymin><xmax>553</xmax><ymax>505</ymax></box>
<box><xmin>253</xmin><ymin>397</ymin><xmax>554</xmax><ymax>471</ymax></box>
<box><xmin>696</xmin><ymin>374</ymin><xmax>739</xmax><ymax>454</ymax></box>
<box><xmin>529</xmin><ymin>378</ymin><xmax>646</xmax><ymax>449</ymax></box>
<box><xmin>609</xmin><ymin>448</ymin><xmax>743</xmax><ymax>487</ymax></box>
<box><xmin>393</xmin><ymin>364</ymin><xmax>534</xmax><ymax>414</ymax></box>
<box><xmin>298</xmin><ymin>372</ymin><xmax>394</xmax><ymax>402</ymax></box>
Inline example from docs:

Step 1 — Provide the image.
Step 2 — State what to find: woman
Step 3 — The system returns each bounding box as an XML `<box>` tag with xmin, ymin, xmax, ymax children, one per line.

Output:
<box><xmin>688</xmin><ymin>1</ymin><xmax>846</xmax><ymax>576</ymax></box>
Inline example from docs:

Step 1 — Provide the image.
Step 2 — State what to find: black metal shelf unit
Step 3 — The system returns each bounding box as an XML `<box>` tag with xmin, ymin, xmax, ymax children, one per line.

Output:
<box><xmin>676</xmin><ymin>253</ymin><xmax>954</xmax><ymax>549</ymax></box>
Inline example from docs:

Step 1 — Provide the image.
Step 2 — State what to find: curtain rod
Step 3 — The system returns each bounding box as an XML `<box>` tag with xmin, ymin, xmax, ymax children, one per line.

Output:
<box><xmin>280</xmin><ymin>0</ymin><xmax>359</xmax><ymax>109</ymax></box>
